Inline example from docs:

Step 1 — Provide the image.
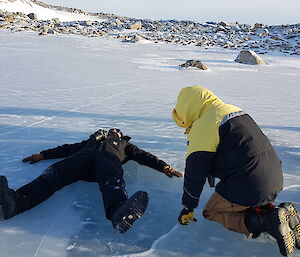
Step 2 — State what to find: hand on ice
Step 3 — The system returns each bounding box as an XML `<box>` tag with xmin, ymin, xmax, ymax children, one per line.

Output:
<box><xmin>22</xmin><ymin>153</ymin><xmax>44</xmax><ymax>164</ymax></box>
<box><xmin>162</xmin><ymin>165</ymin><xmax>183</xmax><ymax>178</ymax></box>
<box><xmin>178</xmin><ymin>207</ymin><xmax>197</xmax><ymax>225</ymax></box>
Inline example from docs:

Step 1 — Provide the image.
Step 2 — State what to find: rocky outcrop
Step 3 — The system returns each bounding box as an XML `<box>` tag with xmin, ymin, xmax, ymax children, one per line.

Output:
<box><xmin>234</xmin><ymin>50</ymin><xmax>266</xmax><ymax>65</ymax></box>
<box><xmin>27</xmin><ymin>13</ymin><xmax>37</xmax><ymax>20</ymax></box>
<box><xmin>129</xmin><ymin>21</ymin><xmax>142</xmax><ymax>30</ymax></box>
<box><xmin>0</xmin><ymin>1</ymin><xmax>299</xmax><ymax>56</ymax></box>
<box><xmin>180</xmin><ymin>60</ymin><xmax>208</xmax><ymax>70</ymax></box>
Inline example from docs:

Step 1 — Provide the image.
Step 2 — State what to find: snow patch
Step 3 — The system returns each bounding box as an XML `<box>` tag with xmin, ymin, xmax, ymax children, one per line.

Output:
<box><xmin>0</xmin><ymin>0</ymin><xmax>105</xmax><ymax>22</ymax></box>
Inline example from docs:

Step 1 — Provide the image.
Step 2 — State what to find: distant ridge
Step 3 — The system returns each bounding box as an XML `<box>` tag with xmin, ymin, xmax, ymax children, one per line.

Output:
<box><xmin>0</xmin><ymin>0</ymin><xmax>299</xmax><ymax>56</ymax></box>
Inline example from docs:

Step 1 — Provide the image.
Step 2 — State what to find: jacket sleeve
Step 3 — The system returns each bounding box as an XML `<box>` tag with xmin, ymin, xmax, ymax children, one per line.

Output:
<box><xmin>125</xmin><ymin>143</ymin><xmax>168</xmax><ymax>171</ymax></box>
<box><xmin>183</xmin><ymin>151</ymin><xmax>215</xmax><ymax>209</ymax></box>
<box><xmin>41</xmin><ymin>140</ymin><xmax>88</xmax><ymax>159</ymax></box>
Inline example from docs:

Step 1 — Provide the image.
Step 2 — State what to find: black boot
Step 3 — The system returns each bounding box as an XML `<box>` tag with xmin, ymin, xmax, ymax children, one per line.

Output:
<box><xmin>247</xmin><ymin>204</ymin><xmax>275</xmax><ymax>239</ymax></box>
<box><xmin>279</xmin><ymin>202</ymin><xmax>300</xmax><ymax>250</ymax></box>
<box><xmin>111</xmin><ymin>191</ymin><xmax>148</xmax><ymax>233</ymax></box>
<box><xmin>0</xmin><ymin>176</ymin><xmax>18</xmax><ymax>220</ymax></box>
<box><xmin>245</xmin><ymin>207</ymin><xmax>295</xmax><ymax>257</ymax></box>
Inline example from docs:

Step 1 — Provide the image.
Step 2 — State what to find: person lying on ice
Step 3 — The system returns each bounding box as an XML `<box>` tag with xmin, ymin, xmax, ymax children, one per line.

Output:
<box><xmin>172</xmin><ymin>85</ymin><xmax>300</xmax><ymax>257</ymax></box>
<box><xmin>0</xmin><ymin>128</ymin><xmax>182</xmax><ymax>233</ymax></box>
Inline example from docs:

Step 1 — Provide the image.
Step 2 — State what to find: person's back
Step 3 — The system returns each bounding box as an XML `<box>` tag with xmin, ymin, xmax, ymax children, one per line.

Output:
<box><xmin>213</xmin><ymin>113</ymin><xmax>283</xmax><ymax>207</ymax></box>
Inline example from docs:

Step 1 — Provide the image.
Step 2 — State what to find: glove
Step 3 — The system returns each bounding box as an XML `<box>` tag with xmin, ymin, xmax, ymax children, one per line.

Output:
<box><xmin>22</xmin><ymin>153</ymin><xmax>44</xmax><ymax>164</ymax></box>
<box><xmin>178</xmin><ymin>207</ymin><xmax>197</xmax><ymax>225</ymax></box>
<box><xmin>90</xmin><ymin>129</ymin><xmax>108</xmax><ymax>141</ymax></box>
<box><xmin>162</xmin><ymin>165</ymin><xmax>183</xmax><ymax>178</ymax></box>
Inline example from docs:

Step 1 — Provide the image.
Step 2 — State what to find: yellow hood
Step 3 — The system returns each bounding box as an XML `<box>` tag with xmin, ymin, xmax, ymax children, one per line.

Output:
<box><xmin>172</xmin><ymin>85</ymin><xmax>223</xmax><ymax>133</ymax></box>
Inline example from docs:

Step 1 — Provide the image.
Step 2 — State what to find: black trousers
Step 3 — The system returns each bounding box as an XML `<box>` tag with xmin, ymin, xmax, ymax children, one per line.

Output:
<box><xmin>16</xmin><ymin>142</ymin><xmax>128</xmax><ymax>220</ymax></box>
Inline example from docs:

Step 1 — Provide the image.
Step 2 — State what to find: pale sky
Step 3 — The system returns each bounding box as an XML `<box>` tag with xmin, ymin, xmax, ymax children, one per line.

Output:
<box><xmin>43</xmin><ymin>0</ymin><xmax>300</xmax><ymax>25</ymax></box>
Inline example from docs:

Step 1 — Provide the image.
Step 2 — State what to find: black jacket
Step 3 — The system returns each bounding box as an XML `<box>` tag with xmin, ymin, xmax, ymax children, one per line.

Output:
<box><xmin>41</xmin><ymin>133</ymin><xmax>167</xmax><ymax>172</ymax></box>
<box><xmin>183</xmin><ymin>114</ymin><xmax>283</xmax><ymax>209</ymax></box>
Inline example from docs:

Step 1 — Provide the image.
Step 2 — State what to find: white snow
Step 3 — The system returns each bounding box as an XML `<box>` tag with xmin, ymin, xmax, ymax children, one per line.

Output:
<box><xmin>0</xmin><ymin>22</ymin><xmax>300</xmax><ymax>257</ymax></box>
<box><xmin>0</xmin><ymin>0</ymin><xmax>104</xmax><ymax>22</ymax></box>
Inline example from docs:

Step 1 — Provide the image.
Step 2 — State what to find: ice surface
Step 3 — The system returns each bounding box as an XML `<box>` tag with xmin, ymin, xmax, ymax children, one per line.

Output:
<box><xmin>0</xmin><ymin>30</ymin><xmax>299</xmax><ymax>257</ymax></box>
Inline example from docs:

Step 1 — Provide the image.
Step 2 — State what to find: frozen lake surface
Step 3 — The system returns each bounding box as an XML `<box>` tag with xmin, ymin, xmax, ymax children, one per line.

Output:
<box><xmin>0</xmin><ymin>30</ymin><xmax>299</xmax><ymax>257</ymax></box>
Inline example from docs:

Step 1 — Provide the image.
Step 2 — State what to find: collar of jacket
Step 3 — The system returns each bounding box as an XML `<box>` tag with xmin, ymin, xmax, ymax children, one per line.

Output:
<box><xmin>122</xmin><ymin>136</ymin><xmax>131</xmax><ymax>141</ymax></box>
<box><xmin>107</xmin><ymin>133</ymin><xmax>131</xmax><ymax>142</ymax></box>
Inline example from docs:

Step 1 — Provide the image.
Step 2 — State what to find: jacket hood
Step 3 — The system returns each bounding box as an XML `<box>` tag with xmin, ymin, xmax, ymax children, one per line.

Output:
<box><xmin>172</xmin><ymin>85</ymin><xmax>223</xmax><ymax>133</ymax></box>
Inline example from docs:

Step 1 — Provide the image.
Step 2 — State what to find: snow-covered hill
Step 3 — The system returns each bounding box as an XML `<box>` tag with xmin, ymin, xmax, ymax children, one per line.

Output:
<box><xmin>0</xmin><ymin>0</ymin><xmax>104</xmax><ymax>21</ymax></box>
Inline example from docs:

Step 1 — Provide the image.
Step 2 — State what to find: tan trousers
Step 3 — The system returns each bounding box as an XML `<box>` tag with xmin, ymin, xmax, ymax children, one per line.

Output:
<box><xmin>203</xmin><ymin>191</ymin><xmax>251</xmax><ymax>236</ymax></box>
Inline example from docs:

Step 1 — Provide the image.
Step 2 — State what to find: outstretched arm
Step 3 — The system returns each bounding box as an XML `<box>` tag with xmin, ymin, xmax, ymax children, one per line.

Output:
<box><xmin>41</xmin><ymin>140</ymin><xmax>89</xmax><ymax>159</ymax></box>
<box><xmin>23</xmin><ymin>140</ymin><xmax>88</xmax><ymax>164</ymax></box>
<box><xmin>22</xmin><ymin>129</ymin><xmax>107</xmax><ymax>164</ymax></box>
<box><xmin>125</xmin><ymin>143</ymin><xmax>182</xmax><ymax>178</ymax></box>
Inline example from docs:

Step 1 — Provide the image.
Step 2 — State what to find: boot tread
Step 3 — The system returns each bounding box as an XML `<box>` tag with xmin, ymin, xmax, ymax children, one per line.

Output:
<box><xmin>112</xmin><ymin>191</ymin><xmax>148</xmax><ymax>234</ymax></box>
<box><xmin>279</xmin><ymin>202</ymin><xmax>300</xmax><ymax>250</ymax></box>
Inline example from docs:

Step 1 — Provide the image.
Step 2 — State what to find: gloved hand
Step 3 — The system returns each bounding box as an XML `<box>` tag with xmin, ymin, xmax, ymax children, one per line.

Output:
<box><xmin>22</xmin><ymin>153</ymin><xmax>44</xmax><ymax>164</ymax></box>
<box><xmin>90</xmin><ymin>129</ymin><xmax>108</xmax><ymax>141</ymax></box>
<box><xmin>162</xmin><ymin>165</ymin><xmax>183</xmax><ymax>178</ymax></box>
<box><xmin>178</xmin><ymin>207</ymin><xmax>197</xmax><ymax>225</ymax></box>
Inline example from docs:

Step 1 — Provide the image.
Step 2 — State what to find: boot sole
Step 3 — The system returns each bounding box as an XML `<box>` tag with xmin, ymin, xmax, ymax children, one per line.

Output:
<box><xmin>279</xmin><ymin>202</ymin><xmax>300</xmax><ymax>250</ymax></box>
<box><xmin>275</xmin><ymin>207</ymin><xmax>295</xmax><ymax>256</ymax></box>
<box><xmin>113</xmin><ymin>191</ymin><xmax>148</xmax><ymax>234</ymax></box>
